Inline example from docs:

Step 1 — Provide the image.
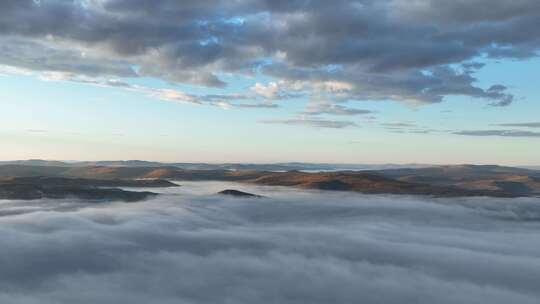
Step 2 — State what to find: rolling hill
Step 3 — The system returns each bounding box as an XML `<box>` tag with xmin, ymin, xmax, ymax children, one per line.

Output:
<box><xmin>1</xmin><ymin>164</ymin><xmax>538</xmax><ymax>197</ymax></box>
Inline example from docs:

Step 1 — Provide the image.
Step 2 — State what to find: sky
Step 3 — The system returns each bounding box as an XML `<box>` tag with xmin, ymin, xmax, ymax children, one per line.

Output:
<box><xmin>1</xmin><ymin>0</ymin><xmax>539</xmax><ymax>165</ymax></box>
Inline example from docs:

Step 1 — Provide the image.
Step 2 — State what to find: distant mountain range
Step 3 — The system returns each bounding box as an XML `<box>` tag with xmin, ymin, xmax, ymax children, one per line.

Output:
<box><xmin>0</xmin><ymin>162</ymin><xmax>538</xmax><ymax>198</ymax></box>
<box><xmin>0</xmin><ymin>159</ymin><xmax>440</xmax><ymax>171</ymax></box>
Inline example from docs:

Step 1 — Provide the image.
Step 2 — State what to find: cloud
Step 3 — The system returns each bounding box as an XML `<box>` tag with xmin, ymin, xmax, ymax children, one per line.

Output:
<box><xmin>0</xmin><ymin>182</ymin><xmax>540</xmax><ymax>303</ymax></box>
<box><xmin>25</xmin><ymin>129</ymin><xmax>48</xmax><ymax>133</ymax></box>
<box><xmin>146</xmin><ymin>88</ymin><xmax>202</xmax><ymax>105</ymax></box>
<box><xmin>263</xmin><ymin>64</ymin><xmax>515</xmax><ymax>107</ymax></box>
<box><xmin>0</xmin><ymin>0</ymin><xmax>536</xmax><ymax>106</ymax></box>
<box><xmin>0</xmin><ymin>38</ymin><xmax>137</xmax><ymax>78</ymax></box>
<box><xmin>495</xmin><ymin>122</ymin><xmax>540</xmax><ymax>128</ymax></box>
<box><xmin>215</xmin><ymin>101</ymin><xmax>279</xmax><ymax>110</ymax></box>
<box><xmin>454</xmin><ymin>129</ymin><xmax>540</xmax><ymax>137</ymax></box>
<box><xmin>303</xmin><ymin>102</ymin><xmax>373</xmax><ymax>116</ymax></box>
<box><xmin>233</xmin><ymin>103</ymin><xmax>279</xmax><ymax>109</ymax></box>
<box><xmin>36</xmin><ymin>72</ymin><xmax>261</xmax><ymax>107</ymax></box>
<box><xmin>250</xmin><ymin>81</ymin><xmax>305</xmax><ymax>101</ymax></box>
<box><xmin>462</xmin><ymin>62</ymin><xmax>486</xmax><ymax>70</ymax></box>
<box><xmin>388</xmin><ymin>129</ymin><xmax>436</xmax><ymax>134</ymax></box>
<box><xmin>383</xmin><ymin>122</ymin><xmax>417</xmax><ymax>128</ymax></box>
<box><xmin>251</xmin><ymin>82</ymin><xmax>283</xmax><ymax>99</ymax></box>
<box><xmin>261</xmin><ymin>118</ymin><xmax>358</xmax><ymax>129</ymax></box>
<box><xmin>379</xmin><ymin>122</ymin><xmax>439</xmax><ymax>134</ymax></box>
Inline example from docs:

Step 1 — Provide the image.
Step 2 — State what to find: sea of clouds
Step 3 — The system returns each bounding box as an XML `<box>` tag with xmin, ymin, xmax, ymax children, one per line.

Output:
<box><xmin>1</xmin><ymin>181</ymin><xmax>540</xmax><ymax>304</ymax></box>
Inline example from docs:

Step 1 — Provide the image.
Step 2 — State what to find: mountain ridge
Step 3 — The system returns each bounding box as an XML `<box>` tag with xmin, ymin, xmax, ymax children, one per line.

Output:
<box><xmin>1</xmin><ymin>164</ymin><xmax>538</xmax><ymax>197</ymax></box>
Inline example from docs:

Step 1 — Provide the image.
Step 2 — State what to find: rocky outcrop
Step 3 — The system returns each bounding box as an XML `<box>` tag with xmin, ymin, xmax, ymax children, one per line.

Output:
<box><xmin>217</xmin><ymin>189</ymin><xmax>262</xmax><ymax>198</ymax></box>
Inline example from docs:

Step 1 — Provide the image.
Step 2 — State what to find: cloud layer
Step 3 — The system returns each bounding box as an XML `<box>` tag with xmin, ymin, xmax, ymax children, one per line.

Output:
<box><xmin>455</xmin><ymin>129</ymin><xmax>540</xmax><ymax>137</ymax></box>
<box><xmin>2</xmin><ymin>0</ymin><xmax>538</xmax><ymax>108</ymax></box>
<box><xmin>1</xmin><ymin>181</ymin><xmax>540</xmax><ymax>303</ymax></box>
<box><xmin>496</xmin><ymin>122</ymin><xmax>540</xmax><ymax>128</ymax></box>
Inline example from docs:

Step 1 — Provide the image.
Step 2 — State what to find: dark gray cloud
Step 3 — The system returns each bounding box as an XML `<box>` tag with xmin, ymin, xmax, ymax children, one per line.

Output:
<box><xmin>0</xmin><ymin>38</ymin><xmax>137</xmax><ymax>77</ymax></box>
<box><xmin>454</xmin><ymin>129</ymin><xmax>540</xmax><ymax>137</ymax></box>
<box><xmin>495</xmin><ymin>122</ymin><xmax>540</xmax><ymax>128</ymax></box>
<box><xmin>1</xmin><ymin>182</ymin><xmax>540</xmax><ymax>303</ymax></box>
<box><xmin>0</xmin><ymin>0</ymin><xmax>536</xmax><ymax>106</ymax></box>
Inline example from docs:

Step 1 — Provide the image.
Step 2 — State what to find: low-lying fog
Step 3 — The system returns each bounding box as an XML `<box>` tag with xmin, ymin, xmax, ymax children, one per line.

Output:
<box><xmin>1</xmin><ymin>181</ymin><xmax>540</xmax><ymax>304</ymax></box>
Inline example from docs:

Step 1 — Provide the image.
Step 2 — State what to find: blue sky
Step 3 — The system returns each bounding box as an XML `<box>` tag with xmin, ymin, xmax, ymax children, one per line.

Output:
<box><xmin>2</xmin><ymin>56</ymin><xmax>539</xmax><ymax>165</ymax></box>
<box><xmin>1</xmin><ymin>1</ymin><xmax>539</xmax><ymax>165</ymax></box>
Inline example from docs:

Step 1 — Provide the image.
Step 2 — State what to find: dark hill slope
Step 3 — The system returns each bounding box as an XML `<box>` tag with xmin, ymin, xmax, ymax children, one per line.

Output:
<box><xmin>0</xmin><ymin>177</ymin><xmax>160</xmax><ymax>202</ymax></box>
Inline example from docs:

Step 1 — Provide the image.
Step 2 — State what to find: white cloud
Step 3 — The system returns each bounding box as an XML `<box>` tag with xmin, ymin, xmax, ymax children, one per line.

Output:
<box><xmin>251</xmin><ymin>82</ymin><xmax>282</xmax><ymax>99</ymax></box>
<box><xmin>0</xmin><ymin>182</ymin><xmax>540</xmax><ymax>303</ymax></box>
<box><xmin>145</xmin><ymin>88</ymin><xmax>201</xmax><ymax>105</ymax></box>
